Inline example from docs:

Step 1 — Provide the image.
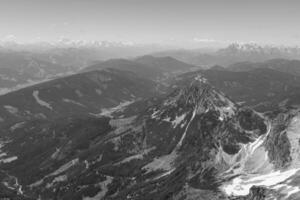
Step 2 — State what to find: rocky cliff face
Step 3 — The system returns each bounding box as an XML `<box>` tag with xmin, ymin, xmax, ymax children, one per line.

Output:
<box><xmin>265</xmin><ymin>109</ymin><xmax>300</xmax><ymax>170</ymax></box>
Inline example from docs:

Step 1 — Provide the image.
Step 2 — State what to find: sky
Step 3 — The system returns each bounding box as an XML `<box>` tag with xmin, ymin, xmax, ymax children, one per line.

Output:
<box><xmin>1</xmin><ymin>0</ymin><xmax>300</xmax><ymax>48</ymax></box>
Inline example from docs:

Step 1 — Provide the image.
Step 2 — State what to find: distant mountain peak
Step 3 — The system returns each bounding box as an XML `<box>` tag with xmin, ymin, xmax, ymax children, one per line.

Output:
<box><xmin>219</xmin><ymin>43</ymin><xmax>300</xmax><ymax>55</ymax></box>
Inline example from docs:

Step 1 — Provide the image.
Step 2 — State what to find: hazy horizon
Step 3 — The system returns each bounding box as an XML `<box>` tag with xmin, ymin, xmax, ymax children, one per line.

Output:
<box><xmin>1</xmin><ymin>0</ymin><xmax>300</xmax><ymax>48</ymax></box>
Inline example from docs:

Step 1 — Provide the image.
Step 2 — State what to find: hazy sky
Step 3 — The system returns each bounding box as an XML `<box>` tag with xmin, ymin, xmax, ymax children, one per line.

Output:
<box><xmin>1</xmin><ymin>0</ymin><xmax>300</xmax><ymax>47</ymax></box>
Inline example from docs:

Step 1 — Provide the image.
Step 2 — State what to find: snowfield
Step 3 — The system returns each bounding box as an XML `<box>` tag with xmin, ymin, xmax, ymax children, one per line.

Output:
<box><xmin>220</xmin><ymin>117</ymin><xmax>300</xmax><ymax>198</ymax></box>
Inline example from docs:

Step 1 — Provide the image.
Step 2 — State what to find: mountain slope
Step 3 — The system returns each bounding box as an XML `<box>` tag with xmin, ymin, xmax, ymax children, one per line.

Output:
<box><xmin>82</xmin><ymin>59</ymin><xmax>162</xmax><ymax>80</ymax></box>
<box><xmin>0</xmin><ymin>68</ymin><xmax>159</xmax><ymax>128</ymax></box>
<box><xmin>83</xmin><ymin>56</ymin><xmax>197</xmax><ymax>81</ymax></box>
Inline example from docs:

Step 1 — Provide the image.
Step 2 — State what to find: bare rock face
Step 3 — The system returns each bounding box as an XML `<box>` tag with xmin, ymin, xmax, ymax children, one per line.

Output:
<box><xmin>247</xmin><ymin>186</ymin><xmax>266</xmax><ymax>200</ymax></box>
<box><xmin>265</xmin><ymin>112</ymin><xmax>293</xmax><ymax>168</ymax></box>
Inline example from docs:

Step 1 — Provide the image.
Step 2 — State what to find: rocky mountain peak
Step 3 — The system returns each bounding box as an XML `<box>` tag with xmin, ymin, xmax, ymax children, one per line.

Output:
<box><xmin>175</xmin><ymin>74</ymin><xmax>236</xmax><ymax>120</ymax></box>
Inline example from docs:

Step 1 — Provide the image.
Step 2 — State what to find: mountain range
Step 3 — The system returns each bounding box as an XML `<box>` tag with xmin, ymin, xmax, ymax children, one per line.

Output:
<box><xmin>153</xmin><ymin>43</ymin><xmax>300</xmax><ymax>67</ymax></box>
<box><xmin>0</xmin><ymin>48</ymin><xmax>300</xmax><ymax>199</ymax></box>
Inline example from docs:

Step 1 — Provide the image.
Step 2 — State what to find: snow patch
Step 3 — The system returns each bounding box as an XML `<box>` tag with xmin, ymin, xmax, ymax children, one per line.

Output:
<box><xmin>171</xmin><ymin>113</ymin><xmax>187</xmax><ymax>128</ymax></box>
<box><xmin>62</xmin><ymin>98</ymin><xmax>86</xmax><ymax>107</ymax></box>
<box><xmin>162</xmin><ymin>114</ymin><xmax>187</xmax><ymax>128</ymax></box>
<box><xmin>29</xmin><ymin>179</ymin><xmax>44</xmax><ymax>188</ymax></box>
<box><xmin>116</xmin><ymin>147</ymin><xmax>155</xmax><ymax>165</ymax></box>
<box><xmin>153</xmin><ymin>168</ymin><xmax>176</xmax><ymax>180</ymax></box>
<box><xmin>75</xmin><ymin>89</ymin><xmax>83</xmax><ymax>97</ymax></box>
<box><xmin>143</xmin><ymin>151</ymin><xmax>177</xmax><ymax>173</ymax></box>
<box><xmin>51</xmin><ymin>148</ymin><xmax>60</xmax><ymax>159</ymax></box>
<box><xmin>151</xmin><ymin>109</ymin><xmax>161</xmax><ymax>119</ymax></box>
<box><xmin>0</xmin><ymin>74</ymin><xmax>17</xmax><ymax>82</ymax></box>
<box><xmin>92</xmin><ymin>100</ymin><xmax>134</xmax><ymax>117</ymax></box>
<box><xmin>33</xmin><ymin>90</ymin><xmax>53</xmax><ymax>110</ymax></box>
<box><xmin>194</xmin><ymin>75</ymin><xmax>207</xmax><ymax>83</ymax></box>
<box><xmin>1</xmin><ymin>156</ymin><xmax>18</xmax><ymax>163</ymax></box>
<box><xmin>83</xmin><ymin>176</ymin><xmax>113</xmax><ymax>200</ymax></box>
<box><xmin>222</xmin><ymin>168</ymin><xmax>300</xmax><ymax>196</ymax></box>
<box><xmin>46</xmin><ymin>175</ymin><xmax>68</xmax><ymax>188</ymax></box>
<box><xmin>84</xmin><ymin>160</ymin><xmax>89</xmax><ymax>169</ymax></box>
<box><xmin>0</xmin><ymin>79</ymin><xmax>51</xmax><ymax>96</ymax></box>
<box><xmin>95</xmin><ymin>89</ymin><xmax>102</xmax><ymax>95</ymax></box>
<box><xmin>0</xmin><ymin>153</ymin><xmax>7</xmax><ymax>158</ymax></box>
<box><xmin>4</xmin><ymin>105</ymin><xmax>18</xmax><ymax>114</ymax></box>
<box><xmin>10</xmin><ymin>122</ymin><xmax>25</xmax><ymax>131</ymax></box>
<box><xmin>49</xmin><ymin>158</ymin><xmax>79</xmax><ymax>176</ymax></box>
